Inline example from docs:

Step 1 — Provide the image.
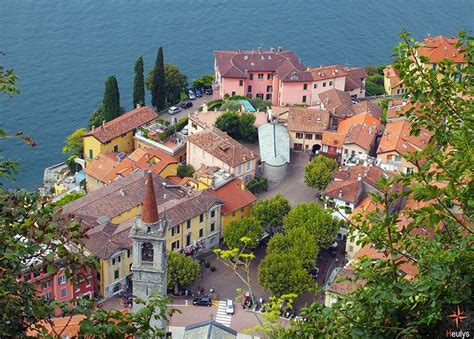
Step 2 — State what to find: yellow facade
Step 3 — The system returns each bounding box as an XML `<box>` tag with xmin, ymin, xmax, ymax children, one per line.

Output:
<box><xmin>222</xmin><ymin>204</ymin><xmax>252</xmax><ymax>230</ymax></box>
<box><xmin>159</xmin><ymin>163</ymin><xmax>178</xmax><ymax>178</ymax></box>
<box><xmin>83</xmin><ymin>131</ymin><xmax>135</xmax><ymax>165</ymax></box>
<box><xmin>98</xmin><ymin>249</ymin><xmax>134</xmax><ymax>298</ymax></box>
<box><xmin>110</xmin><ymin>206</ymin><xmax>140</xmax><ymax>225</ymax></box>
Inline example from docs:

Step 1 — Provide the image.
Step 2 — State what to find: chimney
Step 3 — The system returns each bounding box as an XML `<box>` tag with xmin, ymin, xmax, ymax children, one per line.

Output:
<box><xmin>338</xmin><ymin>190</ymin><xmax>343</xmax><ymax>198</ymax></box>
<box><xmin>136</xmin><ymin>103</ymin><xmax>142</xmax><ymax>109</ymax></box>
<box><xmin>102</xmin><ymin>120</ymin><xmax>105</xmax><ymax>129</ymax></box>
<box><xmin>141</xmin><ymin>172</ymin><xmax>159</xmax><ymax>224</ymax></box>
<box><xmin>240</xmin><ymin>181</ymin><xmax>246</xmax><ymax>191</ymax></box>
<box><xmin>202</xmin><ymin>101</ymin><xmax>208</xmax><ymax>112</ymax></box>
<box><xmin>357</xmin><ymin>174</ymin><xmax>362</xmax><ymax>181</ymax></box>
<box><xmin>119</xmin><ymin>188</ymin><xmax>126</xmax><ymax>196</ymax></box>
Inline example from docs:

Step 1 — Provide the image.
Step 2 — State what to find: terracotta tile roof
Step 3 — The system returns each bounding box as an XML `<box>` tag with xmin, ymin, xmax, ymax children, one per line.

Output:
<box><xmin>62</xmin><ymin>171</ymin><xmax>186</xmax><ymax>220</ymax></box>
<box><xmin>83</xmin><ymin>106</ymin><xmax>158</xmax><ymax>143</ymax></box>
<box><xmin>353</xmin><ymin>101</ymin><xmax>383</xmax><ymax>120</ymax></box>
<box><xmin>141</xmin><ymin>172</ymin><xmax>159</xmax><ymax>223</ymax></box>
<box><xmin>417</xmin><ymin>36</ymin><xmax>466</xmax><ymax>63</ymax></box>
<box><xmin>208</xmin><ymin>178</ymin><xmax>257</xmax><ymax>215</ymax></box>
<box><xmin>85</xmin><ymin>148</ymin><xmax>178</xmax><ymax>184</ymax></box>
<box><xmin>337</xmin><ymin>113</ymin><xmax>381</xmax><ymax>150</ymax></box>
<box><xmin>308</xmin><ymin>64</ymin><xmax>348</xmax><ymax>81</ymax></box>
<box><xmin>377</xmin><ymin>120</ymin><xmax>430</xmax><ymax>155</ymax></box>
<box><xmin>324</xmin><ymin>165</ymin><xmax>388</xmax><ymax>204</ymax></box>
<box><xmin>322</xmin><ymin>131</ymin><xmax>344</xmax><ymax>148</ymax></box>
<box><xmin>214</xmin><ymin>49</ymin><xmax>312</xmax><ymax>82</ymax></box>
<box><xmin>327</xmin><ymin>268</ymin><xmax>366</xmax><ymax>295</ymax></box>
<box><xmin>287</xmin><ymin>107</ymin><xmax>330</xmax><ymax>133</ymax></box>
<box><xmin>383</xmin><ymin>65</ymin><xmax>403</xmax><ymax>89</ymax></box>
<box><xmin>343</xmin><ymin>67</ymin><xmax>367</xmax><ymax>92</ymax></box>
<box><xmin>318</xmin><ymin>89</ymin><xmax>354</xmax><ymax>118</ymax></box>
<box><xmin>187</xmin><ymin>128</ymin><xmax>257</xmax><ymax>167</ymax></box>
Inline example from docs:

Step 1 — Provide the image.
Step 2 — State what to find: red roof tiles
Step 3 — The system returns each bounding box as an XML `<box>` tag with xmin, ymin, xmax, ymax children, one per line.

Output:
<box><xmin>208</xmin><ymin>178</ymin><xmax>257</xmax><ymax>215</ymax></box>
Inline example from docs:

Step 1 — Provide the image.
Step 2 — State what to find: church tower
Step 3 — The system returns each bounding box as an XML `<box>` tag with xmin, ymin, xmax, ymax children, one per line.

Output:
<box><xmin>130</xmin><ymin>172</ymin><xmax>168</xmax><ymax>330</ymax></box>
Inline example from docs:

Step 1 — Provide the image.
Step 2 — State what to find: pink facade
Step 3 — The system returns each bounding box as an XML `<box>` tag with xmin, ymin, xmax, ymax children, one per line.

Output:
<box><xmin>278</xmin><ymin>81</ymin><xmax>312</xmax><ymax>106</ymax></box>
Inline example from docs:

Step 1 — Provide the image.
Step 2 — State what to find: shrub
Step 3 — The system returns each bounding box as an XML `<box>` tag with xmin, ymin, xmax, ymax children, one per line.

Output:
<box><xmin>65</xmin><ymin>154</ymin><xmax>79</xmax><ymax>174</ymax></box>
<box><xmin>229</xmin><ymin>95</ymin><xmax>248</xmax><ymax>100</ymax></box>
<box><xmin>175</xmin><ymin>117</ymin><xmax>188</xmax><ymax>132</ymax></box>
<box><xmin>177</xmin><ymin>163</ymin><xmax>195</xmax><ymax>178</ymax></box>
<box><xmin>247</xmin><ymin>177</ymin><xmax>268</xmax><ymax>194</ymax></box>
<box><xmin>221</xmin><ymin>100</ymin><xmax>242</xmax><ymax>111</ymax></box>
<box><xmin>210</xmin><ymin>265</ymin><xmax>216</xmax><ymax>272</ymax></box>
<box><xmin>207</xmin><ymin>99</ymin><xmax>223</xmax><ymax>110</ymax></box>
<box><xmin>249</xmin><ymin>98</ymin><xmax>271</xmax><ymax>111</ymax></box>
<box><xmin>54</xmin><ymin>191</ymin><xmax>85</xmax><ymax>207</ymax></box>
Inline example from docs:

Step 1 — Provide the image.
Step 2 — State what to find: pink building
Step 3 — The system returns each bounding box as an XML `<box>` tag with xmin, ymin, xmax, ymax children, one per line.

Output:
<box><xmin>214</xmin><ymin>48</ymin><xmax>313</xmax><ymax>106</ymax></box>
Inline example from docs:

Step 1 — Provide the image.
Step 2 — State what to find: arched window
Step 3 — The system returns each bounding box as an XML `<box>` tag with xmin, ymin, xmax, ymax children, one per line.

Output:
<box><xmin>141</xmin><ymin>242</ymin><xmax>154</xmax><ymax>263</ymax></box>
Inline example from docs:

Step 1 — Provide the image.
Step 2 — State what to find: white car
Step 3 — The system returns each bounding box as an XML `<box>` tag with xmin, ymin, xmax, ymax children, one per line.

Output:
<box><xmin>181</xmin><ymin>125</ymin><xmax>189</xmax><ymax>135</ymax></box>
<box><xmin>226</xmin><ymin>299</ymin><xmax>234</xmax><ymax>314</ymax></box>
<box><xmin>168</xmin><ymin>106</ymin><xmax>181</xmax><ymax>115</ymax></box>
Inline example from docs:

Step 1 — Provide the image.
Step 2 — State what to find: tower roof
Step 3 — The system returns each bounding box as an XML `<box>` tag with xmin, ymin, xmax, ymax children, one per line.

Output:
<box><xmin>141</xmin><ymin>172</ymin><xmax>159</xmax><ymax>223</ymax></box>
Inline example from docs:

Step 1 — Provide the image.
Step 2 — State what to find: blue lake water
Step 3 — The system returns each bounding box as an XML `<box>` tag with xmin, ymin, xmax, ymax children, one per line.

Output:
<box><xmin>1</xmin><ymin>0</ymin><xmax>472</xmax><ymax>189</ymax></box>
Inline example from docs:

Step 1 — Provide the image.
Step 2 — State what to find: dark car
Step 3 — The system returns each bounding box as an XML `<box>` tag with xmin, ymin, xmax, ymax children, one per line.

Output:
<box><xmin>195</xmin><ymin>88</ymin><xmax>203</xmax><ymax>98</ymax></box>
<box><xmin>205</xmin><ymin>87</ymin><xmax>213</xmax><ymax>95</ymax></box>
<box><xmin>181</xmin><ymin>100</ymin><xmax>193</xmax><ymax>109</ymax></box>
<box><xmin>193</xmin><ymin>296</ymin><xmax>212</xmax><ymax>307</ymax></box>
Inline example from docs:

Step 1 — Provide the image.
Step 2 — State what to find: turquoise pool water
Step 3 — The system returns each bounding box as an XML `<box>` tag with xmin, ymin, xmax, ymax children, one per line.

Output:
<box><xmin>238</xmin><ymin>99</ymin><xmax>256</xmax><ymax>112</ymax></box>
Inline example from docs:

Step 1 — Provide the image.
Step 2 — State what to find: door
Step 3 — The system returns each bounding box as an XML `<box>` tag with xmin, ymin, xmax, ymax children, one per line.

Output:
<box><xmin>294</xmin><ymin>143</ymin><xmax>303</xmax><ymax>151</ymax></box>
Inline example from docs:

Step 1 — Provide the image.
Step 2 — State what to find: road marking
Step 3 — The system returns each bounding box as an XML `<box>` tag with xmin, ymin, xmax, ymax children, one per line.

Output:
<box><xmin>215</xmin><ymin>300</ymin><xmax>232</xmax><ymax>327</ymax></box>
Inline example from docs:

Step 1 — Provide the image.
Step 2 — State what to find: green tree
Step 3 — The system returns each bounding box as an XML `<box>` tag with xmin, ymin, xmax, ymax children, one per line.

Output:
<box><xmin>277</xmin><ymin>31</ymin><xmax>473</xmax><ymax>338</ymax></box>
<box><xmin>251</xmin><ymin>193</ymin><xmax>291</xmax><ymax>234</ymax></box>
<box><xmin>193</xmin><ymin>74</ymin><xmax>214</xmax><ymax>88</ymax></box>
<box><xmin>177</xmin><ymin>163</ymin><xmax>195</xmax><ymax>178</ymax></box>
<box><xmin>167</xmin><ymin>251</ymin><xmax>200</xmax><ymax>293</ymax></box>
<box><xmin>365</xmin><ymin>73</ymin><xmax>385</xmax><ymax>96</ymax></box>
<box><xmin>102</xmin><ymin>75</ymin><xmax>121</xmax><ymax>121</ymax></box>
<box><xmin>88</xmin><ymin>106</ymin><xmax>105</xmax><ymax>129</ymax></box>
<box><xmin>258</xmin><ymin>253</ymin><xmax>313</xmax><ymax>297</ymax></box>
<box><xmin>62</xmin><ymin>128</ymin><xmax>87</xmax><ymax>155</ymax></box>
<box><xmin>150</xmin><ymin>47</ymin><xmax>166</xmax><ymax>110</ymax></box>
<box><xmin>304</xmin><ymin>155</ymin><xmax>338</xmax><ymax>190</ymax></box>
<box><xmin>0</xmin><ymin>52</ymin><xmax>19</xmax><ymax>96</ymax></box>
<box><xmin>284</xmin><ymin>202</ymin><xmax>340</xmax><ymax>245</ymax></box>
<box><xmin>133</xmin><ymin>56</ymin><xmax>145</xmax><ymax>108</ymax></box>
<box><xmin>223</xmin><ymin>217</ymin><xmax>264</xmax><ymax>250</ymax></box>
<box><xmin>239</xmin><ymin>112</ymin><xmax>257</xmax><ymax>141</ymax></box>
<box><xmin>214</xmin><ymin>111</ymin><xmax>241</xmax><ymax>139</ymax></box>
<box><xmin>267</xmin><ymin>227</ymin><xmax>319</xmax><ymax>269</ymax></box>
<box><xmin>163</xmin><ymin>64</ymin><xmax>188</xmax><ymax>106</ymax></box>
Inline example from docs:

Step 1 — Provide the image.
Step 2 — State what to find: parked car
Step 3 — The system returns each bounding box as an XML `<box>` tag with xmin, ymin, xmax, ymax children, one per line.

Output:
<box><xmin>310</xmin><ymin>267</ymin><xmax>319</xmax><ymax>279</ymax></box>
<box><xmin>181</xmin><ymin>100</ymin><xmax>193</xmax><ymax>109</ymax></box>
<box><xmin>168</xmin><ymin>106</ymin><xmax>181</xmax><ymax>115</ymax></box>
<box><xmin>193</xmin><ymin>296</ymin><xmax>212</xmax><ymax>307</ymax></box>
<box><xmin>180</xmin><ymin>125</ymin><xmax>189</xmax><ymax>135</ymax></box>
<box><xmin>226</xmin><ymin>299</ymin><xmax>234</xmax><ymax>314</ymax></box>
<box><xmin>205</xmin><ymin>87</ymin><xmax>213</xmax><ymax>95</ymax></box>
<box><xmin>188</xmin><ymin>89</ymin><xmax>196</xmax><ymax>100</ymax></box>
<box><xmin>195</xmin><ymin>88</ymin><xmax>202</xmax><ymax>98</ymax></box>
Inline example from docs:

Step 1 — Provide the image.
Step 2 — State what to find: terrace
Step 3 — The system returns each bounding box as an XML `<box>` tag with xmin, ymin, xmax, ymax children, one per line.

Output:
<box><xmin>135</xmin><ymin>120</ymin><xmax>187</xmax><ymax>156</ymax></box>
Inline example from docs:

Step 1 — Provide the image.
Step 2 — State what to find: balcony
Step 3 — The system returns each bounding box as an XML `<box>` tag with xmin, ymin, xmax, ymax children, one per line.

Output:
<box><xmin>135</xmin><ymin>121</ymin><xmax>186</xmax><ymax>156</ymax></box>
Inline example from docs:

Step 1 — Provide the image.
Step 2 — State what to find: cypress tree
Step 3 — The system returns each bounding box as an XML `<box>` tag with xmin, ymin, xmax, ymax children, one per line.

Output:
<box><xmin>151</xmin><ymin>47</ymin><xmax>166</xmax><ymax>110</ymax></box>
<box><xmin>102</xmin><ymin>75</ymin><xmax>121</xmax><ymax>121</ymax></box>
<box><xmin>133</xmin><ymin>56</ymin><xmax>145</xmax><ymax>108</ymax></box>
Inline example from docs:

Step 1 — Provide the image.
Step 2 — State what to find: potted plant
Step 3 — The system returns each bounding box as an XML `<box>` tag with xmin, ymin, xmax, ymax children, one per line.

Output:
<box><xmin>210</xmin><ymin>265</ymin><xmax>216</xmax><ymax>272</ymax></box>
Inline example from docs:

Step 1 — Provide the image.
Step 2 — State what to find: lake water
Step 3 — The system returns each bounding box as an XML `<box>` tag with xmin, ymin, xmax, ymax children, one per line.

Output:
<box><xmin>1</xmin><ymin>0</ymin><xmax>472</xmax><ymax>189</ymax></box>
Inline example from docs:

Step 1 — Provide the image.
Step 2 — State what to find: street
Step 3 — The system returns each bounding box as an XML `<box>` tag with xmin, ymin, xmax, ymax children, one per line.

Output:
<box><xmin>160</xmin><ymin>93</ymin><xmax>216</xmax><ymax>122</ymax></box>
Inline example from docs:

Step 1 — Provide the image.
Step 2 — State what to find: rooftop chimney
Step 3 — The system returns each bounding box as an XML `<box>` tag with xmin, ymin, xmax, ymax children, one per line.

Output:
<box><xmin>102</xmin><ymin>120</ymin><xmax>105</xmax><ymax>129</ymax></box>
<box><xmin>141</xmin><ymin>172</ymin><xmax>159</xmax><ymax>224</ymax></box>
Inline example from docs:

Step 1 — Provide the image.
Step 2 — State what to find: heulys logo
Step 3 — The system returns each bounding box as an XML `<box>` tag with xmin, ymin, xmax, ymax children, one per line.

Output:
<box><xmin>443</xmin><ymin>304</ymin><xmax>472</xmax><ymax>338</ymax></box>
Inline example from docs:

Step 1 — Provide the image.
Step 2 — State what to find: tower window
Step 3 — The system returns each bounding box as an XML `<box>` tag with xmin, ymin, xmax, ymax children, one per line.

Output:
<box><xmin>141</xmin><ymin>242</ymin><xmax>154</xmax><ymax>263</ymax></box>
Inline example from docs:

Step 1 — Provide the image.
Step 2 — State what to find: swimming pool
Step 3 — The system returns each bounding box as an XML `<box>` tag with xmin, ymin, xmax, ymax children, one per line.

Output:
<box><xmin>237</xmin><ymin>99</ymin><xmax>256</xmax><ymax>112</ymax></box>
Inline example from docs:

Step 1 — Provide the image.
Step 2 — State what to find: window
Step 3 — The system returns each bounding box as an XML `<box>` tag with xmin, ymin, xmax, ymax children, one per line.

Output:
<box><xmin>406</xmin><ymin>168</ymin><xmax>414</xmax><ymax>174</ymax></box>
<box><xmin>258</xmin><ymin>74</ymin><xmax>264</xmax><ymax>80</ymax></box>
<box><xmin>303</xmin><ymin>84</ymin><xmax>308</xmax><ymax>90</ymax></box>
<box><xmin>59</xmin><ymin>275</ymin><xmax>66</xmax><ymax>285</ymax></box>
<box><xmin>199</xmin><ymin>229</ymin><xmax>204</xmax><ymax>238</ymax></box>
<box><xmin>231</xmin><ymin>91</ymin><xmax>236</xmax><ymax>96</ymax></box>
<box><xmin>96</xmin><ymin>272</ymin><xmax>101</xmax><ymax>281</ymax></box>
<box><xmin>113</xmin><ymin>145</ymin><xmax>118</xmax><ymax>152</ymax></box>
<box><xmin>323</xmin><ymin>82</ymin><xmax>327</xmax><ymax>87</ymax></box>
<box><xmin>114</xmin><ymin>270</ymin><xmax>119</xmax><ymax>280</ymax></box>
<box><xmin>60</xmin><ymin>288</ymin><xmax>67</xmax><ymax>298</ymax></box>
<box><xmin>432</xmin><ymin>63</ymin><xmax>437</xmax><ymax>71</ymax></box>
<box><xmin>88</xmin><ymin>149</ymin><xmax>93</xmax><ymax>159</ymax></box>
<box><xmin>237</xmin><ymin>164</ymin><xmax>242</xmax><ymax>174</ymax></box>
<box><xmin>249</xmin><ymin>74</ymin><xmax>253</xmax><ymax>80</ymax></box>
<box><xmin>266</xmin><ymin>94</ymin><xmax>272</xmax><ymax>101</ymax></box>
<box><xmin>186</xmin><ymin>234</ymin><xmax>191</xmax><ymax>247</ymax></box>
<box><xmin>41</xmin><ymin>280</ymin><xmax>51</xmax><ymax>289</ymax></box>
<box><xmin>315</xmin><ymin>134</ymin><xmax>322</xmax><ymax>140</ymax></box>
<box><xmin>247</xmin><ymin>85</ymin><xmax>252</xmax><ymax>93</ymax></box>
<box><xmin>43</xmin><ymin>292</ymin><xmax>51</xmax><ymax>302</ymax></box>
<box><xmin>86</xmin><ymin>278</ymin><xmax>91</xmax><ymax>287</ymax></box>
<box><xmin>329</xmin><ymin>81</ymin><xmax>333</xmax><ymax>86</ymax></box>
<box><xmin>232</xmin><ymin>211</ymin><xmax>236</xmax><ymax>217</ymax></box>
<box><xmin>199</xmin><ymin>214</ymin><xmax>204</xmax><ymax>223</ymax></box>
<box><xmin>267</xmin><ymin>74</ymin><xmax>273</xmax><ymax>80</ymax></box>
<box><xmin>33</xmin><ymin>270</ymin><xmax>40</xmax><ymax>278</ymax></box>
<box><xmin>129</xmin><ymin>263</ymin><xmax>132</xmax><ymax>271</ymax></box>
<box><xmin>296</xmin><ymin>132</ymin><xmax>303</xmax><ymax>139</ymax></box>
<box><xmin>305</xmin><ymin>133</ymin><xmax>313</xmax><ymax>140</ymax></box>
<box><xmin>117</xmin><ymin>256</ymin><xmax>121</xmax><ymax>263</ymax></box>
<box><xmin>192</xmin><ymin>122</ymin><xmax>197</xmax><ymax>129</ymax></box>
<box><xmin>302</xmin><ymin>95</ymin><xmax>307</xmax><ymax>103</ymax></box>
<box><xmin>256</xmin><ymin>93</ymin><xmax>264</xmax><ymax>99</ymax></box>
<box><xmin>187</xmin><ymin>220</ymin><xmax>191</xmax><ymax>229</ymax></box>
<box><xmin>127</xmin><ymin>249</ymin><xmax>131</xmax><ymax>257</ymax></box>
<box><xmin>211</xmin><ymin>223</ymin><xmax>215</xmax><ymax>232</ymax></box>
<box><xmin>246</xmin><ymin>161</ymin><xmax>251</xmax><ymax>170</ymax></box>
<box><xmin>211</xmin><ymin>210</ymin><xmax>215</xmax><ymax>218</ymax></box>
<box><xmin>112</xmin><ymin>258</ymin><xmax>116</xmax><ymax>265</ymax></box>
<box><xmin>239</xmin><ymin>79</ymin><xmax>243</xmax><ymax>86</ymax></box>
<box><xmin>171</xmin><ymin>240</ymin><xmax>180</xmax><ymax>250</ymax></box>
<box><xmin>314</xmin><ymin>83</ymin><xmax>318</xmax><ymax>89</ymax></box>
<box><xmin>141</xmin><ymin>242</ymin><xmax>154</xmax><ymax>263</ymax></box>
<box><xmin>172</xmin><ymin>225</ymin><xmax>180</xmax><ymax>236</ymax></box>
<box><xmin>266</xmin><ymin>85</ymin><xmax>272</xmax><ymax>92</ymax></box>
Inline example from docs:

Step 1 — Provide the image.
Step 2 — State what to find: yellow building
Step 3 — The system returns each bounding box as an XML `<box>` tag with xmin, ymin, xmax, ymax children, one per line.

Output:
<box><xmin>383</xmin><ymin>65</ymin><xmax>406</xmax><ymax>95</ymax></box>
<box><xmin>63</xmin><ymin>170</ymin><xmax>223</xmax><ymax>298</ymax></box>
<box><xmin>286</xmin><ymin>107</ymin><xmax>329</xmax><ymax>152</ymax></box>
<box><xmin>82</xmin><ymin>106</ymin><xmax>158</xmax><ymax>165</ymax></box>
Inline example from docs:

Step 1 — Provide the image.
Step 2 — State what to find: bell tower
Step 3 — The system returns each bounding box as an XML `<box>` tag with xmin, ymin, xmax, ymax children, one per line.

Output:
<box><xmin>130</xmin><ymin>172</ymin><xmax>168</xmax><ymax>330</ymax></box>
